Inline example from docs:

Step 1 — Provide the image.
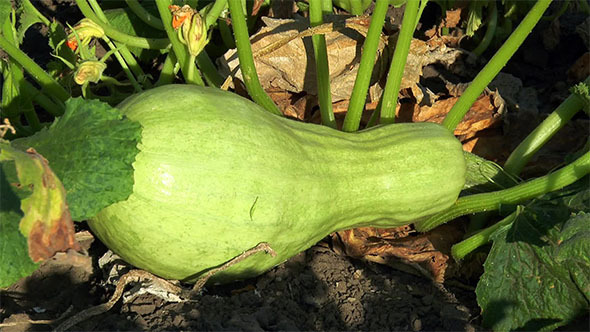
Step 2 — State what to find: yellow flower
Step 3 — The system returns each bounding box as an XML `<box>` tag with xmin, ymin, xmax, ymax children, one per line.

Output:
<box><xmin>74</xmin><ymin>61</ymin><xmax>106</xmax><ymax>85</ymax></box>
<box><xmin>67</xmin><ymin>19</ymin><xmax>105</xmax><ymax>51</ymax></box>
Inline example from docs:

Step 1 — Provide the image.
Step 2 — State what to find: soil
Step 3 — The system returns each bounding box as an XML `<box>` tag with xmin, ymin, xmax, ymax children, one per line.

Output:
<box><xmin>1</xmin><ymin>1</ymin><xmax>589</xmax><ymax>331</ymax></box>
<box><xmin>1</xmin><ymin>234</ymin><xmax>479</xmax><ymax>331</ymax></box>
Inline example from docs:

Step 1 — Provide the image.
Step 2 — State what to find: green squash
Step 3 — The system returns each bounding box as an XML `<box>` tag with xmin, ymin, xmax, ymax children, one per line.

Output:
<box><xmin>88</xmin><ymin>84</ymin><xmax>466</xmax><ymax>283</ymax></box>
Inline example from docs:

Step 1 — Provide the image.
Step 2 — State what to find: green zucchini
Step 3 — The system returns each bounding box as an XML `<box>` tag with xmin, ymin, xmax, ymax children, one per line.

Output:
<box><xmin>88</xmin><ymin>84</ymin><xmax>466</xmax><ymax>283</ymax></box>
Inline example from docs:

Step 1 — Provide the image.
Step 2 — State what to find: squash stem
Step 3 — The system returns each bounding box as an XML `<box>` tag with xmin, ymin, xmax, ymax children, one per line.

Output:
<box><xmin>309</xmin><ymin>0</ymin><xmax>336</xmax><ymax>128</ymax></box>
<box><xmin>442</xmin><ymin>0</ymin><xmax>552</xmax><ymax>132</ymax></box>
<box><xmin>154</xmin><ymin>0</ymin><xmax>205</xmax><ymax>86</ymax></box>
<box><xmin>204</xmin><ymin>0</ymin><xmax>228</xmax><ymax>29</ymax></box>
<box><xmin>349</xmin><ymin>1</ymin><xmax>364</xmax><ymax>15</ymax></box>
<box><xmin>472</xmin><ymin>0</ymin><xmax>497</xmax><ymax>56</ymax></box>
<box><xmin>87</xmin><ymin>0</ymin><xmax>146</xmax><ymax>90</ymax></box>
<box><xmin>342</xmin><ymin>0</ymin><xmax>389</xmax><ymax>132</ymax></box>
<box><xmin>124</xmin><ymin>0</ymin><xmax>165</xmax><ymax>30</ymax></box>
<box><xmin>0</xmin><ymin>35</ymin><xmax>70</xmax><ymax>104</ymax></box>
<box><xmin>452</xmin><ymin>208</ymin><xmax>520</xmax><ymax>261</ymax></box>
<box><xmin>154</xmin><ymin>50</ymin><xmax>178</xmax><ymax>87</ymax></box>
<box><xmin>379</xmin><ymin>0</ymin><xmax>420</xmax><ymax>125</ymax></box>
<box><xmin>21</xmin><ymin>80</ymin><xmax>65</xmax><ymax>116</ymax></box>
<box><xmin>416</xmin><ymin>150</ymin><xmax>590</xmax><ymax>232</ymax></box>
<box><xmin>196</xmin><ymin>51</ymin><xmax>225</xmax><ymax>88</ymax></box>
<box><xmin>75</xmin><ymin>0</ymin><xmax>170</xmax><ymax>49</ymax></box>
<box><xmin>227</xmin><ymin>0</ymin><xmax>281</xmax><ymax>115</ymax></box>
<box><xmin>503</xmin><ymin>76</ymin><xmax>590</xmax><ymax>176</ymax></box>
<box><xmin>321</xmin><ymin>0</ymin><xmax>333</xmax><ymax>14</ymax></box>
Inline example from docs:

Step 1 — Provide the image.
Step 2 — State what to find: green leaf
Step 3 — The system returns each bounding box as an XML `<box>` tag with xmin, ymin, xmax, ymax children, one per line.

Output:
<box><xmin>103</xmin><ymin>7</ymin><xmax>166</xmax><ymax>62</ymax></box>
<box><xmin>462</xmin><ymin>151</ymin><xmax>518</xmax><ymax>194</ymax></box>
<box><xmin>555</xmin><ymin>212</ymin><xmax>590</xmax><ymax>301</ymax></box>
<box><xmin>476</xmin><ymin>186</ymin><xmax>590</xmax><ymax>331</ymax></box>
<box><xmin>0</xmin><ymin>163</ymin><xmax>39</xmax><ymax>288</ymax></box>
<box><xmin>12</xmin><ymin>98</ymin><xmax>142</xmax><ymax>221</ymax></box>
<box><xmin>0</xmin><ymin>1</ymin><xmax>12</xmax><ymax>28</ymax></box>
<box><xmin>1</xmin><ymin>58</ymin><xmax>35</xmax><ymax>119</ymax></box>
<box><xmin>15</xmin><ymin>0</ymin><xmax>48</xmax><ymax>45</ymax></box>
<box><xmin>48</xmin><ymin>20</ymin><xmax>76</xmax><ymax>67</ymax></box>
<box><xmin>466</xmin><ymin>1</ymin><xmax>486</xmax><ymax>37</ymax></box>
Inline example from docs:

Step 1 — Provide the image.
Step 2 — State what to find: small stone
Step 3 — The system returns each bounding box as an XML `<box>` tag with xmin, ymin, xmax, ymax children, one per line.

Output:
<box><xmin>411</xmin><ymin>318</ymin><xmax>422</xmax><ymax>331</ymax></box>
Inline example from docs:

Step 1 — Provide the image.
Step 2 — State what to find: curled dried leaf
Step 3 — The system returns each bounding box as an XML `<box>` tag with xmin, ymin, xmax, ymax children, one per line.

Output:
<box><xmin>0</xmin><ymin>143</ymin><xmax>79</xmax><ymax>262</ymax></box>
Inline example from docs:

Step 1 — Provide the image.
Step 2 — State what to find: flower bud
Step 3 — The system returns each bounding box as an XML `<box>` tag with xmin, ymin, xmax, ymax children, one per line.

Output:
<box><xmin>74</xmin><ymin>61</ymin><xmax>106</xmax><ymax>85</ymax></box>
<box><xmin>169</xmin><ymin>5</ymin><xmax>209</xmax><ymax>56</ymax></box>
<box><xmin>67</xmin><ymin>19</ymin><xmax>105</xmax><ymax>51</ymax></box>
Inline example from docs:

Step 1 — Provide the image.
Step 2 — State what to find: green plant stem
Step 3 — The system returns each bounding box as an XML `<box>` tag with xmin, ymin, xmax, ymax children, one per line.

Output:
<box><xmin>227</xmin><ymin>0</ymin><xmax>281</xmax><ymax>115</ymax></box>
<box><xmin>101</xmin><ymin>38</ymin><xmax>142</xmax><ymax>91</ymax></box>
<box><xmin>87</xmin><ymin>0</ymin><xmax>147</xmax><ymax>89</ymax></box>
<box><xmin>342</xmin><ymin>0</ymin><xmax>389</xmax><ymax>132</ymax></box>
<box><xmin>22</xmin><ymin>110</ymin><xmax>41</xmax><ymax>131</ymax></box>
<box><xmin>154</xmin><ymin>0</ymin><xmax>205</xmax><ymax>86</ymax></box>
<box><xmin>196</xmin><ymin>52</ymin><xmax>225</xmax><ymax>87</ymax></box>
<box><xmin>365</xmin><ymin>98</ymin><xmax>383</xmax><ymax>128</ymax></box>
<box><xmin>416</xmin><ymin>150</ymin><xmax>590</xmax><ymax>232</ymax></box>
<box><xmin>309</xmin><ymin>0</ymin><xmax>336</xmax><ymax>128</ymax></box>
<box><xmin>205</xmin><ymin>0</ymin><xmax>228</xmax><ymax>29</ymax></box>
<box><xmin>321</xmin><ymin>0</ymin><xmax>333</xmax><ymax>14</ymax></box>
<box><xmin>350</xmin><ymin>1</ymin><xmax>363</xmax><ymax>15</ymax></box>
<box><xmin>442</xmin><ymin>0</ymin><xmax>552</xmax><ymax>132</ymax></box>
<box><xmin>414</xmin><ymin>0</ymin><xmax>429</xmax><ymax>30</ymax></box>
<box><xmin>218</xmin><ymin>18</ymin><xmax>235</xmax><ymax>48</ymax></box>
<box><xmin>125</xmin><ymin>0</ymin><xmax>165</xmax><ymax>30</ymax></box>
<box><xmin>21</xmin><ymin>80</ymin><xmax>64</xmax><ymax>116</ymax></box>
<box><xmin>452</xmin><ymin>207</ymin><xmax>520</xmax><ymax>260</ymax></box>
<box><xmin>473</xmin><ymin>0</ymin><xmax>497</xmax><ymax>56</ymax></box>
<box><xmin>579</xmin><ymin>0</ymin><xmax>590</xmax><ymax>15</ymax></box>
<box><xmin>155</xmin><ymin>50</ymin><xmax>177</xmax><ymax>87</ymax></box>
<box><xmin>379</xmin><ymin>0</ymin><xmax>419</xmax><ymax>125</ymax></box>
<box><xmin>503</xmin><ymin>76</ymin><xmax>590</xmax><ymax>176</ymax></box>
<box><xmin>0</xmin><ymin>35</ymin><xmax>69</xmax><ymax>104</ymax></box>
<box><xmin>542</xmin><ymin>0</ymin><xmax>569</xmax><ymax>21</ymax></box>
<box><xmin>75</xmin><ymin>0</ymin><xmax>170</xmax><ymax>49</ymax></box>
<box><xmin>186</xmin><ymin>54</ymin><xmax>200</xmax><ymax>85</ymax></box>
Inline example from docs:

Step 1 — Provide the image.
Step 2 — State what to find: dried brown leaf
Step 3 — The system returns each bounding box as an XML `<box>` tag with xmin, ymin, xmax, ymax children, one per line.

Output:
<box><xmin>567</xmin><ymin>52</ymin><xmax>590</xmax><ymax>83</ymax></box>
<box><xmin>332</xmin><ymin>223</ymin><xmax>464</xmax><ymax>283</ymax></box>
<box><xmin>219</xmin><ymin>16</ymin><xmax>388</xmax><ymax>103</ymax></box>
<box><xmin>444</xmin><ymin>8</ymin><xmax>462</xmax><ymax>28</ymax></box>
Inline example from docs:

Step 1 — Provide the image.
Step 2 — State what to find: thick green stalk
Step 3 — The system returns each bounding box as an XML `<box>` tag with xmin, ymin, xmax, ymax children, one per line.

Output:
<box><xmin>227</xmin><ymin>0</ymin><xmax>281</xmax><ymax>115</ymax></box>
<box><xmin>87</xmin><ymin>0</ymin><xmax>144</xmax><ymax>90</ymax></box>
<box><xmin>154</xmin><ymin>0</ymin><xmax>204</xmax><ymax>86</ymax></box>
<box><xmin>154</xmin><ymin>50</ymin><xmax>178</xmax><ymax>87</ymax></box>
<box><xmin>0</xmin><ymin>35</ymin><xmax>69</xmax><ymax>103</ymax></box>
<box><xmin>350</xmin><ymin>1</ymin><xmax>363</xmax><ymax>15</ymax></box>
<box><xmin>75</xmin><ymin>0</ymin><xmax>170</xmax><ymax>49</ymax></box>
<box><xmin>342</xmin><ymin>0</ymin><xmax>389</xmax><ymax>132</ymax></box>
<box><xmin>416</xmin><ymin>151</ymin><xmax>590</xmax><ymax>232</ymax></box>
<box><xmin>472</xmin><ymin>0</ymin><xmax>497</xmax><ymax>56</ymax></box>
<box><xmin>380</xmin><ymin>0</ymin><xmax>420</xmax><ymax>124</ymax></box>
<box><xmin>125</xmin><ymin>0</ymin><xmax>165</xmax><ymax>30</ymax></box>
<box><xmin>196</xmin><ymin>51</ymin><xmax>225</xmax><ymax>88</ymax></box>
<box><xmin>309</xmin><ymin>0</ymin><xmax>336</xmax><ymax>128</ymax></box>
<box><xmin>542</xmin><ymin>0</ymin><xmax>569</xmax><ymax>21</ymax></box>
<box><xmin>205</xmin><ymin>0</ymin><xmax>228</xmax><ymax>29</ymax></box>
<box><xmin>503</xmin><ymin>76</ymin><xmax>590</xmax><ymax>176</ymax></box>
<box><xmin>452</xmin><ymin>208</ymin><xmax>520</xmax><ymax>260</ymax></box>
<box><xmin>321</xmin><ymin>0</ymin><xmax>333</xmax><ymax>14</ymax></box>
<box><xmin>22</xmin><ymin>110</ymin><xmax>41</xmax><ymax>131</ymax></box>
<box><xmin>442</xmin><ymin>0</ymin><xmax>552</xmax><ymax>131</ymax></box>
<box><xmin>21</xmin><ymin>80</ymin><xmax>64</xmax><ymax>116</ymax></box>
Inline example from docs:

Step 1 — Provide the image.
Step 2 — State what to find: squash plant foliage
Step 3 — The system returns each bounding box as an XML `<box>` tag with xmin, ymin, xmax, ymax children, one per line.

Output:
<box><xmin>0</xmin><ymin>0</ymin><xmax>589</xmax><ymax>331</ymax></box>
